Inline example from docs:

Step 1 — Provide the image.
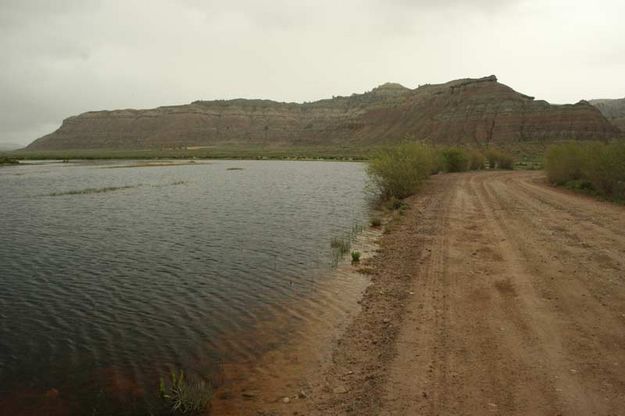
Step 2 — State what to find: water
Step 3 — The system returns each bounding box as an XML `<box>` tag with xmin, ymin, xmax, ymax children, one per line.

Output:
<box><xmin>0</xmin><ymin>160</ymin><xmax>371</xmax><ymax>415</ymax></box>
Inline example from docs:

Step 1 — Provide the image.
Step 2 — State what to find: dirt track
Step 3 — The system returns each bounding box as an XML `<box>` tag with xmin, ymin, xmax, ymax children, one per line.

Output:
<box><xmin>310</xmin><ymin>171</ymin><xmax>625</xmax><ymax>416</ymax></box>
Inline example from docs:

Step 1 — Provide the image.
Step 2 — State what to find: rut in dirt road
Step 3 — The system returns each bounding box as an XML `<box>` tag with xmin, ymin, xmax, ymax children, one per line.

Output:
<box><xmin>380</xmin><ymin>171</ymin><xmax>625</xmax><ymax>416</ymax></box>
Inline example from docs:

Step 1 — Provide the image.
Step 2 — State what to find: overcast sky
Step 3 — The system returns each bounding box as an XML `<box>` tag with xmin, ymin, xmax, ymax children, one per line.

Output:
<box><xmin>1</xmin><ymin>0</ymin><xmax>624</xmax><ymax>146</ymax></box>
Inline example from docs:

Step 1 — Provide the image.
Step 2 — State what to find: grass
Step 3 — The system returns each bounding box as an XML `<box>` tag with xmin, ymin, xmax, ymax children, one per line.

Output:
<box><xmin>159</xmin><ymin>370</ymin><xmax>212</xmax><ymax>415</ymax></box>
<box><xmin>545</xmin><ymin>141</ymin><xmax>625</xmax><ymax>201</ymax></box>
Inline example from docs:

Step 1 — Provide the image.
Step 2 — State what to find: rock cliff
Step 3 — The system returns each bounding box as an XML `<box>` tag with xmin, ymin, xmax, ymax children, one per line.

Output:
<box><xmin>27</xmin><ymin>76</ymin><xmax>620</xmax><ymax>151</ymax></box>
<box><xmin>589</xmin><ymin>98</ymin><xmax>625</xmax><ymax>131</ymax></box>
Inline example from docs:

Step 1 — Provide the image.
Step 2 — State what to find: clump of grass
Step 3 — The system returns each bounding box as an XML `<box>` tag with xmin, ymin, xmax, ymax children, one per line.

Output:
<box><xmin>370</xmin><ymin>217</ymin><xmax>382</xmax><ymax>227</ymax></box>
<box><xmin>351</xmin><ymin>251</ymin><xmax>361</xmax><ymax>263</ymax></box>
<box><xmin>546</xmin><ymin>141</ymin><xmax>625</xmax><ymax>200</ymax></box>
<box><xmin>159</xmin><ymin>370</ymin><xmax>212</xmax><ymax>415</ymax></box>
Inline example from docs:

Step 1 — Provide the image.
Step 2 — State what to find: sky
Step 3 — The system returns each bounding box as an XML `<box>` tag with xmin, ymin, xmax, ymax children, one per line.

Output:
<box><xmin>1</xmin><ymin>0</ymin><xmax>624</xmax><ymax>147</ymax></box>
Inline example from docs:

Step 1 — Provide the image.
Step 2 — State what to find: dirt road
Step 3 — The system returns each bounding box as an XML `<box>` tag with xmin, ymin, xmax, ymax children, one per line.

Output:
<box><xmin>311</xmin><ymin>171</ymin><xmax>625</xmax><ymax>415</ymax></box>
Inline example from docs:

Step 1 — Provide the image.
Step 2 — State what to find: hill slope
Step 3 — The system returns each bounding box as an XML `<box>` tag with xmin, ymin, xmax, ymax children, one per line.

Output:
<box><xmin>27</xmin><ymin>76</ymin><xmax>620</xmax><ymax>151</ymax></box>
<box><xmin>589</xmin><ymin>98</ymin><xmax>625</xmax><ymax>131</ymax></box>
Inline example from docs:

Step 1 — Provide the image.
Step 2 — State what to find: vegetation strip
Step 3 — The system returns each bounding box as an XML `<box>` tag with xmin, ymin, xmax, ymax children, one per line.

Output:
<box><xmin>545</xmin><ymin>141</ymin><xmax>625</xmax><ymax>202</ymax></box>
<box><xmin>367</xmin><ymin>143</ymin><xmax>514</xmax><ymax>201</ymax></box>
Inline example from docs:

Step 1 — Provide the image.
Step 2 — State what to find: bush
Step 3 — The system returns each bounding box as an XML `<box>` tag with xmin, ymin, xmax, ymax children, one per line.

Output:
<box><xmin>440</xmin><ymin>147</ymin><xmax>469</xmax><ymax>172</ymax></box>
<box><xmin>544</xmin><ymin>142</ymin><xmax>587</xmax><ymax>184</ymax></box>
<box><xmin>367</xmin><ymin>143</ymin><xmax>437</xmax><ymax>200</ymax></box>
<box><xmin>351</xmin><ymin>251</ymin><xmax>361</xmax><ymax>263</ymax></box>
<box><xmin>582</xmin><ymin>142</ymin><xmax>625</xmax><ymax>198</ymax></box>
<box><xmin>545</xmin><ymin>141</ymin><xmax>625</xmax><ymax>200</ymax></box>
<box><xmin>467</xmin><ymin>149</ymin><xmax>487</xmax><ymax>170</ymax></box>
<box><xmin>484</xmin><ymin>148</ymin><xmax>514</xmax><ymax>170</ymax></box>
<box><xmin>370</xmin><ymin>217</ymin><xmax>382</xmax><ymax>227</ymax></box>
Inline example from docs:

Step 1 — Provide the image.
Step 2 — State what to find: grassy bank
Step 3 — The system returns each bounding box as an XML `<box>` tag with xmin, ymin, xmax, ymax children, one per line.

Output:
<box><xmin>6</xmin><ymin>141</ymin><xmax>550</xmax><ymax>164</ymax></box>
<box><xmin>367</xmin><ymin>143</ymin><xmax>514</xmax><ymax>201</ymax></box>
<box><xmin>8</xmin><ymin>145</ymin><xmax>377</xmax><ymax>161</ymax></box>
<box><xmin>0</xmin><ymin>156</ymin><xmax>19</xmax><ymax>165</ymax></box>
<box><xmin>545</xmin><ymin>141</ymin><xmax>625</xmax><ymax>202</ymax></box>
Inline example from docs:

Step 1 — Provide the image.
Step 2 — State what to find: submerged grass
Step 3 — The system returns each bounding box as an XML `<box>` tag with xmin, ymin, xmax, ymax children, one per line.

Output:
<box><xmin>45</xmin><ymin>181</ymin><xmax>186</xmax><ymax>196</ymax></box>
<box><xmin>102</xmin><ymin>161</ymin><xmax>202</xmax><ymax>169</ymax></box>
<box><xmin>46</xmin><ymin>185</ymin><xmax>139</xmax><ymax>196</ymax></box>
<box><xmin>330</xmin><ymin>237</ymin><xmax>351</xmax><ymax>256</ymax></box>
<box><xmin>159</xmin><ymin>370</ymin><xmax>212</xmax><ymax>415</ymax></box>
<box><xmin>330</xmin><ymin>221</ymin><xmax>365</xmax><ymax>266</ymax></box>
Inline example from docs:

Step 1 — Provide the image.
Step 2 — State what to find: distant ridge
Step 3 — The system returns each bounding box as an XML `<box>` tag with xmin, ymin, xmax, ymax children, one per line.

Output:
<box><xmin>27</xmin><ymin>76</ymin><xmax>620</xmax><ymax>151</ymax></box>
<box><xmin>589</xmin><ymin>98</ymin><xmax>625</xmax><ymax>131</ymax></box>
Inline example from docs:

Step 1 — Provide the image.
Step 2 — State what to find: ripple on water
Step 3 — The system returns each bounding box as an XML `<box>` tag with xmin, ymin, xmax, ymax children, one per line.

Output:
<box><xmin>0</xmin><ymin>160</ymin><xmax>372</xmax><ymax>415</ymax></box>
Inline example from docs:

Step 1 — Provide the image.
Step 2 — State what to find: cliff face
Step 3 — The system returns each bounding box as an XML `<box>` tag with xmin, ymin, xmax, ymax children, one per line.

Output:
<box><xmin>27</xmin><ymin>76</ymin><xmax>620</xmax><ymax>151</ymax></box>
<box><xmin>589</xmin><ymin>98</ymin><xmax>625</xmax><ymax>131</ymax></box>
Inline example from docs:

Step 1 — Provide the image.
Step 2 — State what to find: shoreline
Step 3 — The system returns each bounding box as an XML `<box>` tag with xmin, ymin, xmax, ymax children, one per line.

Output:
<box><xmin>216</xmin><ymin>170</ymin><xmax>625</xmax><ymax>415</ymax></box>
<box><xmin>210</xmin><ymin>219</ymin><xmax>385</xmax><ymax>415</ymax></box>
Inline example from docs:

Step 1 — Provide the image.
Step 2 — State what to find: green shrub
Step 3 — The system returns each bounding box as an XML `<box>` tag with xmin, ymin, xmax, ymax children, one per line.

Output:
<box><xmin>367</xmin><ymin>143</ymin><xmax>436</xmax><ymax>200</ymax></box>
<box><xmin>440</xmin><ymin>147</ymin><xmax>470</xmax><ymax>172</ymax></box>
<box><xmin>159</xmin><ymin>370</ymin><xmax>212</xmax><ymax>415</ymax></box>
<box><xmin>582</xmin><ymin>142</ymin><xmax>625</xmax><ymax>198</ymax></box>
<box><xmin>467</xmin><ymin>149</ymin><xmax>487</xmax><ymax>170</ymax></box>
<box><xmin>370</xmin><ymin>217</ymin><xmax>382</xmax><ymax>227</ymax></box>
<box><xmin>546</xmin><ymin>141</ymin><xmax>625</xmax><ymax>200</ymax></box>
<box><xmin>484</xmin><ymin>148</ymin><xmax>514</xmax><ymax>170</ymax></box>
<box><xmin>351</xmin><ymin>251</ymin><xmax>361</xmax><ymax>263</ymax></box>
<box><xmin>545</xmin><ymin>142</ymin><xmax>587</xmax><ymax>184</ymax></box>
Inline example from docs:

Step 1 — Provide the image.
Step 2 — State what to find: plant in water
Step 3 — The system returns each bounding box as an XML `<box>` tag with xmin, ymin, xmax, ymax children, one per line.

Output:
<box><xmin>330</xmin><ymin>237</ymin><xmax>351</xmax><ymax>256</ymax></box>
<box><xmin>159</xmin><ymin>370</ymin><xmax>212</xmax><ymax>415</ymax></box>
<box><xmin>351</xmin><ymin>251</ymin><xmax>361</xmax><ymax>263</ymax></box>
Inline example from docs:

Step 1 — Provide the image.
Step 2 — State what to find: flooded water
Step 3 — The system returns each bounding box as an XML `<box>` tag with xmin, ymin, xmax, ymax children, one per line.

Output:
<box><xmin>0</xmin><ymin>160</ymin><xmax>372</xmax><ymax>415</ymax></box>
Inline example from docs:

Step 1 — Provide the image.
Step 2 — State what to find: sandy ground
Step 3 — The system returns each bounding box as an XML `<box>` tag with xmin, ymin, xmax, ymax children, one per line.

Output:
<box><xmin>217</xmin><ymin>171</ymin><xmax>625</xmax><ymax>415</ymax></box>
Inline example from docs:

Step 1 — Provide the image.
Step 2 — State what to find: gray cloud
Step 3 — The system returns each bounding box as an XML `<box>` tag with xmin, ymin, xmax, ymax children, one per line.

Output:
<box><xmin>1</xmin><ymin>0</ymin><xmax>624</xmax><ymax>146</ymax></box>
